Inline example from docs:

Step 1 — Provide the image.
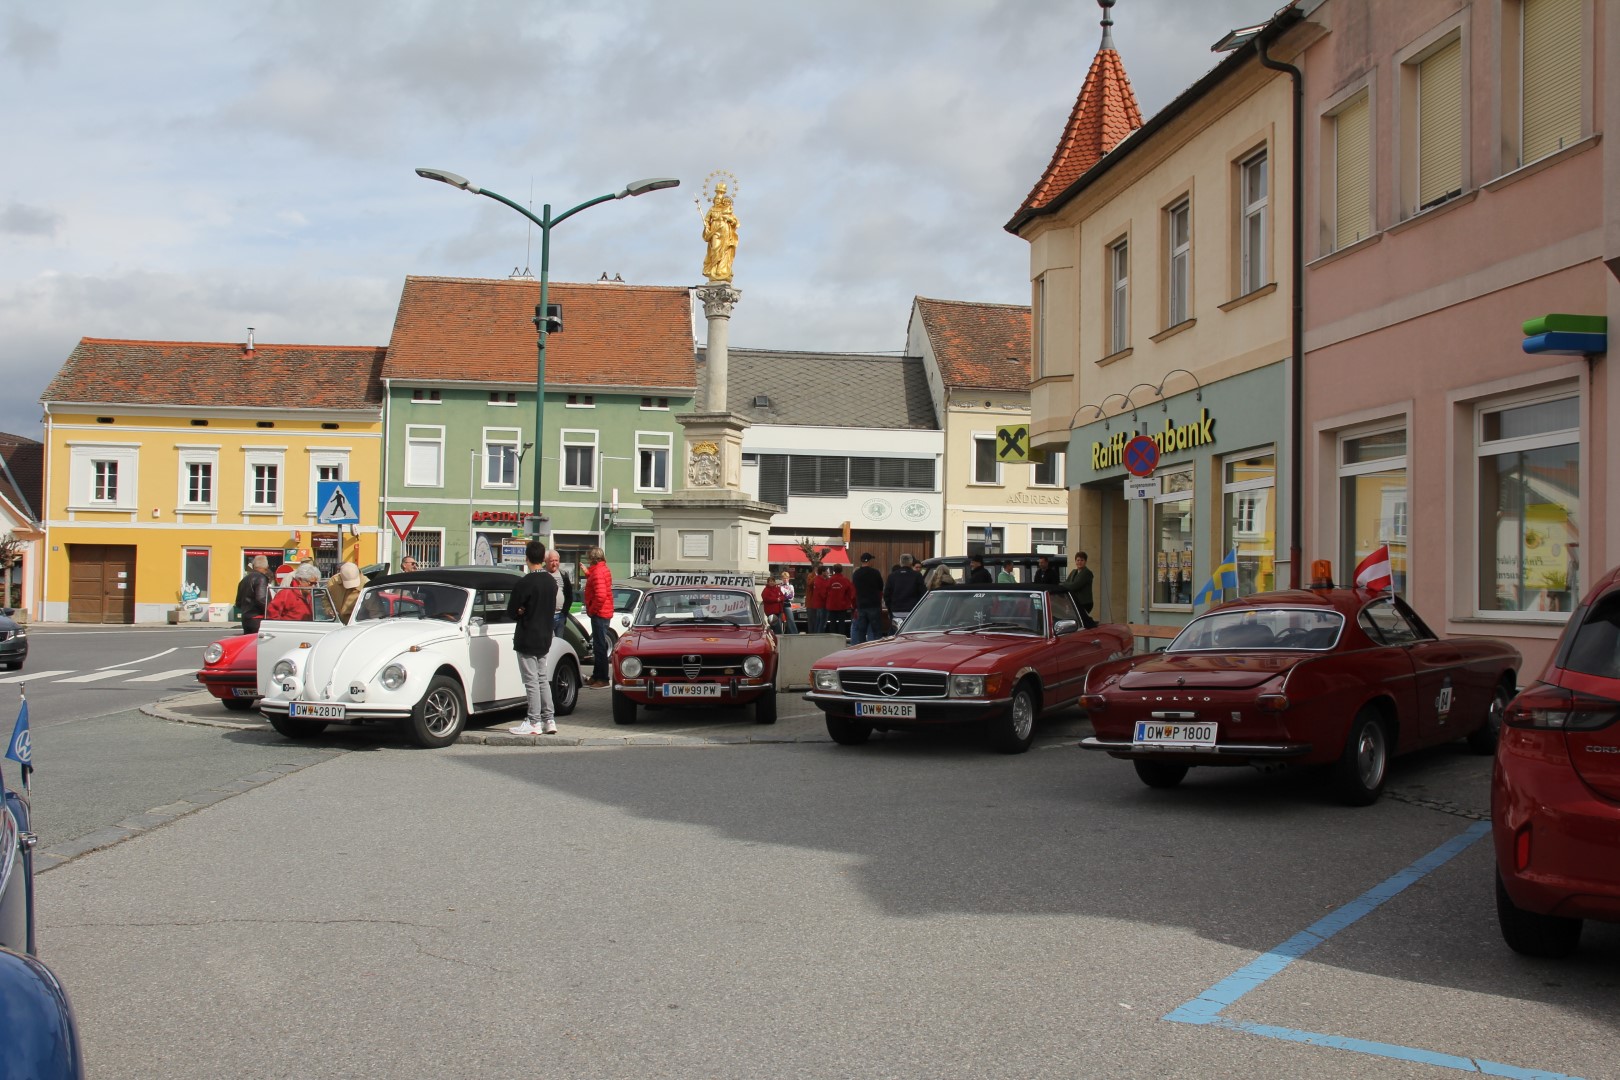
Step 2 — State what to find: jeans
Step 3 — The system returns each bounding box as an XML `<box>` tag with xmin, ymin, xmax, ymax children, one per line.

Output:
<box><xmin>850</xmin><ymin>606</ymin><xmax>883</xmax><ymax>645</ymax></box>
<box><xmin>517</xmin><ymin>651</ymin><xmax>554</xmax><ymax>728</ymax></box>
<box><xmin>808</xmin><ymin>608</ymin><xmax>827</xmax><ymax>635</ymax></box>
<box><xmin>590</xmin><ymin>614</ymin><xmax>613</xmax><ymax>682</ymax></box>
<box><xmin>780</xmin><ymin>609</ymin><xmax>798</xmax><ymax>634</ymax></box>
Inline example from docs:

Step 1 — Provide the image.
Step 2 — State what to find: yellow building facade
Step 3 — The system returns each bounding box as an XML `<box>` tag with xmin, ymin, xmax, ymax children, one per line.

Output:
<box><xmin>40</xmin><ymin>339</ymin><xmax>386</xmax><ymax>623</ymax></box>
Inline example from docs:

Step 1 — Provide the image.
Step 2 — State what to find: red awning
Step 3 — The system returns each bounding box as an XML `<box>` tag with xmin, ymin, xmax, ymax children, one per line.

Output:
<box><xmin>767</xmin><ymin>543</ymin><xmax>851</xmax><ymax>566</ymax></box>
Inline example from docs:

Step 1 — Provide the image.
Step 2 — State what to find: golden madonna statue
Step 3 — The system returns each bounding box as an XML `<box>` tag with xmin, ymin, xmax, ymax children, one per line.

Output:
<box><xmin>701</xmin><ymin>183</ymin><xmax>739</xmax><ymax>282</ymax></box>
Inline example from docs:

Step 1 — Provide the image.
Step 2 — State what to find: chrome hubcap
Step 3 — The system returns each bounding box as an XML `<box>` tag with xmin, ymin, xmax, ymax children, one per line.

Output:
<box><xmin>1357</xmin><ymin>722</ymin><xmax>1386</xmax><ymax>789</ymax></box>
<box><xmin>424</xmin><ymin>689</ymin><xmax>460</xmax><ymax>737</ymax></box>
<box><xmin>1010</xmin><ymin>692</ymin><xmax>1033</xmax><ymax>740</ymax></box>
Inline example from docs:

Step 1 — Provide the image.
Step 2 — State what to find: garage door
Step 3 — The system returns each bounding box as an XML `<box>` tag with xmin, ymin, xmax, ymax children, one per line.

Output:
<box><xmin>67</xmin><ymin>544</ymin><xmax>136</xmax><ymax>624</ymax></box>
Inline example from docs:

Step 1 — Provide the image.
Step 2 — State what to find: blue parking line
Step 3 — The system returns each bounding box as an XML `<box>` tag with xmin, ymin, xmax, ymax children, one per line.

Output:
<box><xmin>1163</xmin><ymin>820</ymin><xmax>1589</xmax><ymax>1080</ymax></box>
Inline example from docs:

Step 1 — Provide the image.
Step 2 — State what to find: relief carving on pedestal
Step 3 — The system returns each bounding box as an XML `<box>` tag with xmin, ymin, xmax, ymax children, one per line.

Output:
<box><xmin>688</xmin><ymin>440</ymin><xmax>722</xmax><ymax>488</ymax></box>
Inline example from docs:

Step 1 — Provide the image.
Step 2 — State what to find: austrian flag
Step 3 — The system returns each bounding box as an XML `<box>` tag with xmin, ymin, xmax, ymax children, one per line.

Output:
<box><xmin>1354</xmin><ymin>544</ymin><xmax>1394</xmax><ymax>592</ymax></box>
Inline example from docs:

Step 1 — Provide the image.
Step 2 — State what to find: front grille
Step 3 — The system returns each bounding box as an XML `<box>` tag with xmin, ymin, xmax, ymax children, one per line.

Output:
<box><xmin>838</xmin><ymin>668</ymin><xmax>948</xmax><ymax>699</ymax></box>
<box><xmin>646</xmin><ymin>654</ymin><xmax>749</xmax><ymax>680</ymax></box>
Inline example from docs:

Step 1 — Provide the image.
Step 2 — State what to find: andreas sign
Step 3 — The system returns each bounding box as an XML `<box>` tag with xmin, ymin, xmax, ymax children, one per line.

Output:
<box><xmin>1091</xmin><ymin>408</ymin><xmax>1216</xmax><ymax>471</ymax></box>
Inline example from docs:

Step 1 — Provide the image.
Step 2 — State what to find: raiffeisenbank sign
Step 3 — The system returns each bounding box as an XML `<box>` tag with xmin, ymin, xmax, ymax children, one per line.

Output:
<box><xmin>1090</xmin><ymin>408</ymin><xmax>1216</xmax><ymax>471</ymax></box>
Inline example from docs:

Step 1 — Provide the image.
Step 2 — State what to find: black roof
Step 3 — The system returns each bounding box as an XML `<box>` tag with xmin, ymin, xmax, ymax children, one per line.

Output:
<box><xmin>371</xmin><ymin>567</ymin><xmax>524</xmax><ymax>590</ymax></box>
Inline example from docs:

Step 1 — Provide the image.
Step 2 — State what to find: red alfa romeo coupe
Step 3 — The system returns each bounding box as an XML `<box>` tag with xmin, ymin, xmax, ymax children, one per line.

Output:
<box><xmin>610</xmin><ymin>585</ymin><xmax>779</xmax><ymax>726</ymax></box>
<box><xmin>1079</xmin><ymin>588</ymin><xmax>1521</xmax><ymax>804</ymax></box>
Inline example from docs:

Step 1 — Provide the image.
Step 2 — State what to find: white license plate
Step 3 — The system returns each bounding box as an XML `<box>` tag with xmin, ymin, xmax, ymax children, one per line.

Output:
<box><xmin>231</xmin><ymin>687</ymin><xmax>258</xmax><ymax>698</ymax></box>
<box><xmin>290</xmin><ymin>702</ymin><xmax>345</xmax><ymax>720</ymax></box>
<box><xmin>1133</xmin><ymin>720</ymin><xmax>1217</xmax><ymax>747</ymax></box>
<box><xmin>855</xmin><ymin>701</ymin><xmax>916</xmax><ymax>719</ymax></box>
<box><xmin>662</xmin><ymin>684</ymin><xmax>721</xmax><ymax>698</ymax></box>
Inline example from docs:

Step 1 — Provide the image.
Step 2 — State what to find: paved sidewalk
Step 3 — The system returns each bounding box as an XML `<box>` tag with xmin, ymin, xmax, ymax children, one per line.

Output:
<box><xmin>142</xmin><ymin>688</ymin><xmax>1096</xmax><ymax>748</ymax></box>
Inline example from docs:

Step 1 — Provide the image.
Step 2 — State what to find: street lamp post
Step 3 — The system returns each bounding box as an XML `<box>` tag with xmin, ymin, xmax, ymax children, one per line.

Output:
<box><xmin>415</xmin><ymin>169</ymin><xmax>680</xmax><ymax>525</ymax></box>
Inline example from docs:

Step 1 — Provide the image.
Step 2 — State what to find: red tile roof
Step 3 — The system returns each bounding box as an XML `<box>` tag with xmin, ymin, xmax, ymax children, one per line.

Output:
<box><xmin>913</xmin><ymin>297</ymin><xmax>1033</xmax><ymax>392</ymax></box>
<box><xmin>42</xmin><ymin>340</ymin><xmax>386</xmax><ymax>411</ymax></box>
<box><xmin>1017</xmin><ymin>41</ymin><xmax>1143</xmax><ymax>217</ymax></box>
<box><xmin>383</xmin><ymin>276</ymin><xmax>696</xmax><ymax>391</ymax></box>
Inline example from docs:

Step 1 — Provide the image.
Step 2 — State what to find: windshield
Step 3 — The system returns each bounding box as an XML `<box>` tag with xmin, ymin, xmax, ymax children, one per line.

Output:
<box><xmin>1168</xmin><ymin>608</ymin><xmax>1344</xmax><ymax>652</ymax></box>
<box><xmin>901</xmin><ymin>590</ymin><xmax>1047</xmax><ymax>635</ymax></box>
<box><xmin>634</xmin><ymin>589</ymin><xmax>762</xmax><ymax>627</ymax></box>
<box><xmin>266</xmin><ymin>585</ymin><xmax>340</xmax><ymax>622</ymax></box>
<box><xmin>353</xmin><ymin>583</ymin><xmax>472</xmax><ymax>624</ymax></box>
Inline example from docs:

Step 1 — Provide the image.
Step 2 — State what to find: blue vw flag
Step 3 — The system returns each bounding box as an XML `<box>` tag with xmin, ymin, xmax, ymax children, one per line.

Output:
<box><xmin>1193</xmin><ymin>548</ymin><xmax>1239</xmax><ymax>606</ymax></box>
<box><xmin>5</xmin><ymin>697</ymin><xmax>30</xmax><ymax>774</ymax></box>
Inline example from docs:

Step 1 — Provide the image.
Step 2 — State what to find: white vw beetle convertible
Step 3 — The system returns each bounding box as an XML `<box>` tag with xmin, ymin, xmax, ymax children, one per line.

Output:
<box><xmin>256</xmin><ymin>567</ymin><xmax>583</xmax><ymax>747</ymax></box>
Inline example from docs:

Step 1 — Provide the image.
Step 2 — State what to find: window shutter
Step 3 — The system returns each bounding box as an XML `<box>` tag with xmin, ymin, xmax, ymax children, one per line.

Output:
<box><xmin>1334</xmin><ymin>93</ymin><xmax>1371</xmax><ymax>249</ymax></box>
<box><xmin>759</xmin><ymin>454</ymin><xmax>788</xmax><ymax>507</ymax></box>
<box><xmin>1417</xmin><ymin>39</ymin><xmax>1463</xmax><ymax>208</ymax></box>
<box><xmin>1521</xmin><ymin>0</ymin><xmax>1582</xmax><ymax>165</ymax></box>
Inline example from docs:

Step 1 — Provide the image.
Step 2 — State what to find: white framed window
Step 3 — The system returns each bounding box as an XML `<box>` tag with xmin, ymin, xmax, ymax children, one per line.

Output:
<box><xmin>1032</xmin><ymin>450</ymin><xmax>1064</xmax><ymax>488</ymax></box>
<box><xmin>487</xmin><ymin>391</ymin><xmax>517</xmax><ymax>406</ymax></box>
<box><xmin>244</xmin><ymin>447</ymin><xmax>285</xmax><ymax>512</ymax></box>
<box><xmin>966</xmin><ymin>525</ymin><xmax>1005</xmax><ymax>559</ymax></box>
<box><xmin>1031</xmin><ymin>527</ymin><xmax>1067</xmax><ymax>555</ymax></box>
<box><xmin>635</xmin><ymin>431</ymin><xmax>672</xmax><ymax>493</ymax></box>
<box><xmin>403</xmin><ymin>529</ymin><xmax>443</xmax><ymax>569</ymax></box>
<box><xmin>1475</xmin><ymin>389</ymin><xmax>1579</xmax><ymax>619</ymax></box>
<box><xmin>307</xmin><ymin>449</ymin><xmax>349</xmax><ymax>515</ymax></box>
<box><xmin>1239</xmin><ymin>150</ymin><xmax>1268</xmax><ymax>295</ymax></box>
<box><xmin>565</xmin><ymin>394</ymin><xmax>595</xmax><ymax>408</ymax></box>
<box><xmin>1223</xmin><ymin>450</ymin><xmax>1276</xmax><ymax>596</ymax></box>
<box><xmin>1167</xmin><ymin>198</ymin><xmax>1191</xmax><ymax>326</ymax></box>
<box><xmin>404</xmin><ymin>425</ymin><xmax>444</xmax><ymax>488</ymax></box>
<box><xmin>410</xmin><ymin>387</ymin><xmax>441</xmax><ymax>403</ymax></box>
<box><xmin>68</xmin><ymin>443</ymin><xmax>139</xmax><ymax>510</ymax></box>
<box><xmin>1338</xmin><ymin>424</ymin><xmax>1408</xmax><ymax>593</ymax></box>
<box><xmin>1109</xmin><ymin>237</ymin><xmax>1129</xmax><ymax>353</ymax></box>
<box><xmin>971</xmin><ymin>435</ymin><xmax>1001</xmax><ymax>485</ymax></box>
<box><xmin>640</xmin><ymin>397</ymin><xmax>670</xmax><ymax>410</ymax></box>
<box><xmin>632</xmin><ymin>533</ymin><xmax>655</xmax><ymax>578</ymax></box>
<box><xmin>482</xmin><ymin>427</ymin><xmax>521</xmax><ymax>489</ymax></box>
<box><xmin>175</xmin><ymin>446</ymin><xmax>219</xmax><ymax>510</ymax></box>
<box><xmin>1152</xmin><ymin>467</ymin><xmax>1195</xmax><ymax>608</ymax></box>
<box><xmin>561</xmin><ymin>430</ymin><xmax>598</xmax><ymax>491</ymax></box>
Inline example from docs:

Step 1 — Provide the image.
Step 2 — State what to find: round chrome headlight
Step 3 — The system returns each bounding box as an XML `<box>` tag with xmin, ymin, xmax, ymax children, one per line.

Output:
<box><xmin>619</xmin><ymin>656</ymin><xmax>642</xmax><ymax>679</ymax></box>
<box><xmin>743</xmin><ymin>655</ymin><xmax>765</xmax><ymax>678</ymax></box>
<box><xmin>272</xmin><ymin>659</ymin><xmax>297</xmax><ymax>679</ymax></box>
<box><xmin>380</xmin><ymin>663</ymin><xmax>407</xmax><ymax>691</ymax></box>
<box><xmin>202</xmin><ymin>643</ymin><xmax>224</xmax><ymax>665</ymax></box>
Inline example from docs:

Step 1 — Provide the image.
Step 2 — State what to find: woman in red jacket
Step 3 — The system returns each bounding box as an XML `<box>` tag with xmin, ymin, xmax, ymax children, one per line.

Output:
<box><xmin>584</xmin><ymin>547</ymin><xmax>614</xmax><ymax>687</ymax></box>
<box><xmin>806</xmin><ymin>566</ymin><xmax>831</xmax><ymax>634</ymax></box>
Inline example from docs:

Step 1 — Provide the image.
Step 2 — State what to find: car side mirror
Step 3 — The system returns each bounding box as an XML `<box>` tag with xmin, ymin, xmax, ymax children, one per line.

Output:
<box><xmin>1053</xmin><ymin>619</ymin><xmax>1078</xmax><ymax>635</ymax></box>
<box><xmin>469</xmin><ymin>616</ymin><xmax>486</xmax><ymax>627</ymax></box>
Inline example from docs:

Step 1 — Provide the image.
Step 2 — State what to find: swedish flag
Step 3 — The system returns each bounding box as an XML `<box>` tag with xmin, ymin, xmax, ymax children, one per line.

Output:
<box><xmin>1193</xmin><ymin>548</ymin><xmax>1239</xmax><ymax>606</ymax></box>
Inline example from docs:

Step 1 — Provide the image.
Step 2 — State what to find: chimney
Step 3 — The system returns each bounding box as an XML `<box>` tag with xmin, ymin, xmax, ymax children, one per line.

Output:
<box><xmin>245</xmin><ymin>327</ymin><xmax>255</xmax><ymax>356</ymax></box>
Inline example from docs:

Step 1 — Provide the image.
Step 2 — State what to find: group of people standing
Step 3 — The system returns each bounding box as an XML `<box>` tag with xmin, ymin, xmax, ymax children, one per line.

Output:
<box><xmin>507</xmin><ymin>542</ymin><xmax>614</xmax><ymax>736</ymax></box>
<box><xmin>234</xmin><ymin>556</ymin><xmax>369</xmax><ymax>634</ymax></box>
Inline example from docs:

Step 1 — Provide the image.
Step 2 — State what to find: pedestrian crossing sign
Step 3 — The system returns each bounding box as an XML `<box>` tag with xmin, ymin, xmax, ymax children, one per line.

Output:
<box><xmin>316</xmin><ymin>481</ymin><xmax>361</xmax><ymax>524</ymax></box>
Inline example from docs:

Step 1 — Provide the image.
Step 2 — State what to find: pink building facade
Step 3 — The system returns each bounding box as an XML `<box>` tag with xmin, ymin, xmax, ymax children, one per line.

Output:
<box><xmin>1299</xmin><ymin>0</ymin><xmax>1612</xmax><ymax>674</ymax></box>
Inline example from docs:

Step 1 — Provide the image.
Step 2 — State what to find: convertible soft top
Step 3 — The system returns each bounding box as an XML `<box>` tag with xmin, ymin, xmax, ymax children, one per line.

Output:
<box><xmin>371</xmin><ymin>566</ymin><xmax>524</xmax><ymax>590</ymax></box>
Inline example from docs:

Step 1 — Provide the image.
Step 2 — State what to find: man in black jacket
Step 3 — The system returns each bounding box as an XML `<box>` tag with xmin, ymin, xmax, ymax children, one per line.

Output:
<box><xmin>966</xmin><ymin>554</ymin><xmax>994</xmax><ymax>585</ymax></box>
<box><xmin>883</xmin><ymin>554</ymin><xmax>927</xmax><ymax>629</ymax></box>
<box><xmin>235</xmin><ymin>555</ymin><xmax>271</xmax><ymax>635</ymax></box>
<box><xmin>506</xmin><ymin>541</ymin><xmax>558</xmax><ymax>735</ymax></box>
<box><xmin>849</xmin><ymin>552</ymin><xmax>885</xmax><ymax>645</ymax></box>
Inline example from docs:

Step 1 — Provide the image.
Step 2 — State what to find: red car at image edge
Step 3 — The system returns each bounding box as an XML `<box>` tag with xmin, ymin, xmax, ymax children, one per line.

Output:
<box><xmin>1493</xmin><ymin>561</ymin><xmax>1620</xmax><ymax>957</ymax></box>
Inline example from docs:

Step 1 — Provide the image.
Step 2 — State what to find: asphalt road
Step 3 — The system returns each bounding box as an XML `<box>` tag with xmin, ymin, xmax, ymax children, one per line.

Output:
<box><xmin>1</xmin><ymin>623</ymin><xmax>231</xmax><ymax>722</ymax></box>
<box><xmin>34</xmin><ymin>722</ymin><xmax>1620</xmax><ymax>1080</ymax></box>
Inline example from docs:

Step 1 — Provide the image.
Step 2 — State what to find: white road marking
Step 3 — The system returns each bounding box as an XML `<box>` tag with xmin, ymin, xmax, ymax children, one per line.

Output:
<box><xmin>0</xmin><ymin>670</ymin><xmax>74</xmax><ymax>684</ymax></box>
<box><xmin>103</xmin><ymin>646</ymin><xmax>179</xmax><ymax>669</ymax></box>
<box><xmin>57</xmin><ymin>669</ymin><xmax>138</xmax><ymax>683</ymax></box>
<box><xmin>129</xmin><ymin>668</ymin><xmax>200</xmax><ymax>683</ymax></box>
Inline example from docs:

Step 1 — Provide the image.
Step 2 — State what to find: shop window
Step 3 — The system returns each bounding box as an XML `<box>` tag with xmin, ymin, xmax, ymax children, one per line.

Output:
<box><xmin>1223</xmin><ymin>451</ymin><xmax>1276</xmax><ymax>596</ymax></box>
<box><xmin>1476</xmin><ymin>391</ymin><xmax>1579</xmax><ymax>617</ymax></box>
<box><xmin>182</xmin><ymin>547</ymin><xmax>210</xmax><ymax>601</ymax></box>
<box><xmin>1152</xmin><ymin>467</ymin><xmax>1195</xmax><ymax>607</ymax></box>
<box><xmin>1032</xmin><ymin>528</ymin><xmax>1067</xmax><ymax>556</ymax></box>
<box><xmin>1338</xmin><ymin>425</ymin><xmax>1408</xmax><ymax>593</ymax></box>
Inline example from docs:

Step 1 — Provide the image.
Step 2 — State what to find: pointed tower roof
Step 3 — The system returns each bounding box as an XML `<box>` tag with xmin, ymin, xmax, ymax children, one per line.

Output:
<box><xmin>1014</xmin><ymin>0</ymin><xmax>1143</xmax><ymax>221</ymax></box>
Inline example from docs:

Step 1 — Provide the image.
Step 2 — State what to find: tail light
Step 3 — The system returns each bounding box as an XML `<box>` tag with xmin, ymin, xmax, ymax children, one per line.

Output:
<box><xmin>1515</xmin><ymin>825</ymin><xmax>1532</xmax><ymax>872</ymax></box>
<box><xmin>1503</xmin><ymin>683</ymin><xmax>1620</xmax><ymax>731</ymax></box>
<box><xmin>1257</xmin><ymin>694</ymin><xmax>1290</xmax><ymax>712</ymax></box>
<box><xmin>1080</xmin><ymin>694</ymin><xmax>1106</xmax><ymax>712</ymax></box>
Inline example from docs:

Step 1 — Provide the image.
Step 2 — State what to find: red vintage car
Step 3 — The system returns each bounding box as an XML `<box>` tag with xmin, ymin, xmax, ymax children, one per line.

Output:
<box><xmin>610</xmin><ymin>585</ymin><xmax>779</xmax><ymax>725</ymax></box>
<box><xmin>1079</xmin><ymin>588</ymin><xmax>1522</xmax><ymax>805</ymax></box>
<box><xmin>804</xmin><ymin>585</ymin><xmax>1134</xmax><ymax>753</ymax></box>
<box><xmin>1493</xmin><ymin>561</ymin><xmax>1620</xmax><ymax>956</ymax></box>
<box><xmin>196</xmin><ymin>631</ymin><xmax>261</xmax><ymax>711</ymax></box>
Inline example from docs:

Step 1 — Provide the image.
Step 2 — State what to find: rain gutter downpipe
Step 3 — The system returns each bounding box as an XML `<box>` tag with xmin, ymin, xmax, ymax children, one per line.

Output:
<box><xmin>1257</xmin><ymin>34</ymin><xmax>1305</xmax><ymax>590</ymax></box>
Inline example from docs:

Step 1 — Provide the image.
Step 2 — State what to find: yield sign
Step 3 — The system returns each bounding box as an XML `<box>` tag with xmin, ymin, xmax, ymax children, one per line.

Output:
<box><xmin>386</xmin><ymin>510</ymin><xmax>419</xmax><ymax>542</ymax></box>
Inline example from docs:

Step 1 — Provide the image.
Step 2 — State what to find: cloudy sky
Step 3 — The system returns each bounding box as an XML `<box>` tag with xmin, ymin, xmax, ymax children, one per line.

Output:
<box><xmin>1</xmin><ymin>0</ymin><xmax>1273</xmax><ymax>437</ymax></box>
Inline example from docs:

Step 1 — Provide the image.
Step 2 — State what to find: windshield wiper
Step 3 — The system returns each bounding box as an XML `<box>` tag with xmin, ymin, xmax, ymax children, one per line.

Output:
<box><xmin>947</xmin><ymin>621</ymin><xmax>1033</xmax><ymax>634</ymax></box>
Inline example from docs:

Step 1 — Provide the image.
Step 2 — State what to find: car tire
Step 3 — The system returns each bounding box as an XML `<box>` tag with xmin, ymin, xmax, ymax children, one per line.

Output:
<box><xmin>269</xmin><ymin>714</ymin><xmax>329</xmax><ymax>740</ymax></box>
<box><xmin>1496</xmin><ymin>873</ymin><xmax>1582</xmax><ymax>957</ymax></box>
<box><xmin>405</xmin><ymin>675</ymin><xmax>467</xmax><ymax>748</ymax></box>
<box><xmin>989</xmin><ymin>682</ymin><xmax>1037</xmax><ymax>754</ymax></box>
<box><xmin>754</xmin><ymin>687</ymin><xmax>778</xmax><ymax>725</ymax></box>
<box><xmin>826</xmin><ymin>714</ymin><xmax>872</xmax><ymax>745</ymax></box>
<box><xmin>1333</xmin><ymin>707</ymin><xmax>1390</xmax><ymax>806</ymax></box>
<box><xmin>551</xmin><ymin>657</ymin><xmax>580</xmax><ymax>717</ymax></box>
<box><xmin>1133</xmin><ymin>760</ymin><xmax>1189</xmax><ymax>789</ymax></box>
<box><xmin>1468</xmin><ymin>682</ymin><xmax>1512</xmax><ymax>755</ymax></box>
<box><xmin>612</xmin><ymin>689</ymin><xmax>637</xmax><ymax>725</ymax></box>
<box><xmin>221</xmin><ymin>696</ymin><xmax>258</xmax><ymax>712</ymax></box>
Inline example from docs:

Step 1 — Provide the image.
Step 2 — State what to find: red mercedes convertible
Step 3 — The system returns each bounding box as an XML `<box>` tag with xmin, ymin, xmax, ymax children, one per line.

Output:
<box><xmin>805</xmin><ymin>585</ymin><xmax>1133</xmax><ymax>753</ymax></box>
<box><xmin>1079</xmin><ymin>588</ymin><xmax>1521</xmax><ymax>804</ymax></box>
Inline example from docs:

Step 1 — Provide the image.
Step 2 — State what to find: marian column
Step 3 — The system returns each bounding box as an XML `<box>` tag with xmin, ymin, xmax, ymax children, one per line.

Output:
<box><xmin>643</xmin><ymin>176</ymin><xmax>780</xmax><ymax>580</ymax></box>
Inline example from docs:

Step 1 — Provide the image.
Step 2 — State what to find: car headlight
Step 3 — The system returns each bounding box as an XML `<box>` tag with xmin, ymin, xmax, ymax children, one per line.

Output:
<box><xmin>743</xmin><ymin>655</ymin><xmax>765</xmax><ymax>678</ymax></box>
<box><xmin>380</xmin><ymin>663</ymin><xmax>407</xmax><ymax>691</ymax></box>
<box><xmin>814</xmin><ymin>669</ymin><xmax>840</xmax><ymax>692</ymax></box>
<box><xmin>950</xmin><ymin>674</ymin><xmax>986</xmax><ymax>698</ymax></box>
<box><xmin>272</xmin><ymin>659</ymin><xmax>297</xmax><ymax>679</ymax></box>
<box><xmin>203</xmin><ymin>643</ymin><xmax>224</xmax><ymax>665</ymax></box>
<box><xmin>619</xmin><ymin>656</ymin><xmax>642</xmax><ymax>679</ymax></box>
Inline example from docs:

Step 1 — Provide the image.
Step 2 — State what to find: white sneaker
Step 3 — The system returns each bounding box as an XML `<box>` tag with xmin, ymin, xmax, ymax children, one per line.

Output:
<box><xmin>510</xmin><ymin>722</ymin><xmax>539</xmax><ymax>735</ymax></box>
<box><xmin>542</xmin><ymin>720</ymin><xmax>557</xmax><ymax>735</ymax></box>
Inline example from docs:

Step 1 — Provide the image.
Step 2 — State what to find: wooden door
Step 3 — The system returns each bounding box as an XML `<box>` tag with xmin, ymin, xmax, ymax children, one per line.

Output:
<box><xmin>67</xmin><ymin>544</ymin><xmax>136</xmax><ymax>624</ymax></box>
